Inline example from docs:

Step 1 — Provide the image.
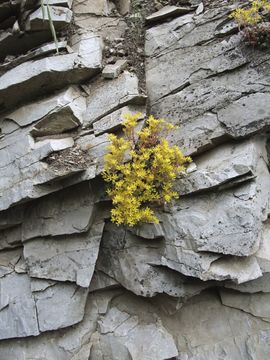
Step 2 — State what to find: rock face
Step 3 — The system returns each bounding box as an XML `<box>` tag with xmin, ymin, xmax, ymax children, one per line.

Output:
<box><xmin>1</xmin><ymin>0</ymin><xmax>270</xmax><ymax>359</ymax></box>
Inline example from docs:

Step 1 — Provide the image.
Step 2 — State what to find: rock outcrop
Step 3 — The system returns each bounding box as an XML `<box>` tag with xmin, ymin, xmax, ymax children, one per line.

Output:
<box><xmin>1</xmin><ymin>0</ymin><xmax>270</xmax><ymax>359</ymax></box>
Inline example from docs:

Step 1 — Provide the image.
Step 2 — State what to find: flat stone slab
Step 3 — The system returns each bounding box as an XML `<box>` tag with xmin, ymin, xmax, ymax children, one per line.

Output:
<box><xmin>24</xmin><ymin>221</ymin><xmax>105</xmax><ymax>287</ymax></box>
<box><xmin>33</xmin><ymin>281</ymin><xmax>88</xmax><ymax>332</ymax></box>
<box><xmin>0</xmin><ymin>272</ymin><xmax>39</xmax><ymax>340</ymax></box>
<box><xmin>146</xmin><ymin>5</ymin><xmax>192</xmax><ymax>24</ymax></box>
<box><xmin>220</xmin><ymin>289</ymin><xmax>270</xmax><ymax>322</ymax></box>
<box><xmin>93</xmin><ymin>105</ymin><xmax>145</xmax><ymax>135</ymax></box>
<box><xmin>26</xmin><ymin>6</ymin><xmax>72</xmax><ymax>31</ymax></box>
<box><xmin>73</xmin><ymin>0</ymin><xmax>109</xmax><ymax>15</ymax></box>
<box><xmin>22</xmin><ymin>182</ymin><xmax>97</xmax><ymax>241</ymax></box>
<box><xmin>3</xmin><ymin>86</ymin><xmax>85</xmax><ymax>134</ymax></box>
<box><xmin>102</xmin><ymin>59</ymin><xmax>128</xmax><ymax>79</ymax></box>
<box><xmin>0</xmin><ymin>34</ymin><xmax>102</xmax><ymax>113</ymax></box>
<box><xmin>175</xmin><ymin>138</ymin><xmax>264</xmax><ymax>195</ymax></box>
<box><xmin>83</xmin><ymin>71</ymin><xmax>141</xmax><ymax>127</ymax></box>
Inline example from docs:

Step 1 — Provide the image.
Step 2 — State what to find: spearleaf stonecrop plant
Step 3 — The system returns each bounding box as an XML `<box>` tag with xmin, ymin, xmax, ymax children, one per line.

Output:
<box><xmin>230</xmin><ymin>0</ymin><xmax>270</xmax><ymax>46</ymax></box>
<box><xmin>102</xmin><ymin>113</ymin><xmax>192</xmax><ymax>227</ymax></box>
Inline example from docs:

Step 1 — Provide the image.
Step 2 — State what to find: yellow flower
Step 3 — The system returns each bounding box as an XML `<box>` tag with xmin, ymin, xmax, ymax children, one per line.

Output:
<box><xmin>102</xmin><ymin>113</ymin><xmax>191</xmax><ymax>226</ymax></box>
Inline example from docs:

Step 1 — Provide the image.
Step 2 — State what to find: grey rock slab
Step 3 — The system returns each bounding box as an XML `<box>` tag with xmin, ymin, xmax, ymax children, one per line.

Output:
<box><xmin>159</xmin><ymin>290</ymin><xmax>270</xmax><ymax>359</ymax></box>
<box><xmin>0</xmin><ymin>41</ymin><xmax>68</xmax><ymax>77</ymax></box>
<box><xmin>38</xmin><ymin>0</ymin><xmax>73</xmax><ymax>7</ymax></box>
<box><xmin>83</xmin><ymin>71</ymin><xmax>140</xmax><ymax>127</ymax></box>
<box><xmin>73</xmin><ymin>0</ymin><xmax>109</xmax><ymax>15</ymax></box>
<box><xmin>0</xmin><ymin>225</ymin><xmax>22</xmax><ymax>250</ymax></box>
<box><xmin>225</xmin><ymin>272</ymin><xmax>270</xmax><ymax>294</ymax></box>
<box><xmin>217</xmin><ymin>93</ymin><xmax>270</xmax><ymax>137</ymax></box>
<box><xmin>0</xmin><ymin>247</ymin><xmax>22</xmax><ymax>278</ymax></box>
<box><xmin>93</xmin><ymin>296</ymin><xmax>179</xmax><ymax>360</ymax></box>
<box><xmin>97</xmin><ymin>223</ymin><xmax>210</xmax><ymax>298</ymax></box>
<box><xmin>32</xmin><ymin>137</ymin><xmax>74</xmax><ymax>154</ymax></box>
<box><xmin>0</xmin><ymin>29</ymin><xmax>52</xmax><ymax>62</ymax></box>
<box><xmin>0</xmin><ymin>272</ymin><xmax>39</xmax><ymax>340</ymax></box>
<box><xmin>24</xmin><ymin>221</ymin><xmax>105</xmax><ymax>287</ymax></box>
<box><xmin>0</xmin><ymin>290</ymin><xmax>119</xmax><ymax>359</ymax></box>
<box><xmin>0</xmin><ymin>205</ymin><xmax>24</xmax><ymax>230</ymax></box>
<box><xmin>74</xmin><ymin>15</ymin><xmax>127</xmax><ymax>42</ymax></box>
<box><xmin>146</xmin><ymin>5</ymin><xmax>192</xmax><ymax>24</ymax></box>
<box><xmin>93</xmin><ymin>105</ymin><xmax>146</xmax><ymax>135</ymax></box>
<box><xmin>115</xmin><ymin>0</ymin><xmax>130</xmax><ymax>15</ymax></box>
<box><xmin>167</xmin><ymin>112</ymin><xmax>225</xmax><ymax>156</ymax></box>
<box><xmin>0</xmin><ymin>119</ymin><xmax>100</xmax><ymax>211</ymax></box>
<box><xmin>22</xmin><ymin>182</ymin><xmax>96</xmax><ymax>240</ymax></box>
<box><xmin>161</xmin><ymin>168</ymin><xmax>270</xmax><ymax>259</ymax></box>
<box><xmin>220</xmin><ymin>289</ymin><xmax>270</xmax><ymax>322</ymax></box>
<box><xmin>102</xmin><ymin>59</ymin><xmax>128</xmax><ymax>79</ymax></box>
<box><xmin>70</xmin><ymin>31</ymin><xmax>104</xmax><ymax>69</ymax></box>
<box><xmin>1</xmin><ymin>289</ymin><xmax>270</xmax><ymax>358</ymax></box>
<box><xmin>33</xmin><ymin>281</ymin><xmax>88</xmax><ymax>332</ymax></box>
<box><xmin>76</xmin><ymin>132</ymin><xmax>110</xmax><ymax>166</ymax></box>
<box><xmin>3</xmin><ymin>86</ymin><xmax>85</xmax><ymax>133</ymax></box>
<box><xmin>26</xmin><ymin>5</ymin><xmax>72</xmax><ymax>31</ymax></box>
<box><xmin>30</xmin><ymin>278</ymin><xmax>57</xmax><ymax>292</ymax></box>
<box><xmin>255</xmin><ymin>221</ymin><xmax>270</xmax><ymax>272</ymax></box>
<box><xmin>146</xmin><ymin>33</ymin><xmax>245</xmax><ymax>103</ymax></box>
<box><xmin>175</xmin><ymin>137</ymin><xmax>264</xmax><ymax>195</ymax></box>
<box><xmin>151</xmin><ymin>60</ymin><xmax>269</xmax><ymax>154</ymax></box>
<box><xmin>0</xmin><ymin>43</ymin><xmax>102</xmax><ymax>113</ymax></box>
<box><xmin>145</xmin><ymin>13</ymin><xmax>195</xmax><ymax>58</ymax></box>
<box><xmin>89</xmin><ymin>271</ymin><xmax>120</xmax><ymax>292</ymax></box>
<box><xmin>207</xmin><ymin>256</ymin><xmax>262</xmax><ymax>284</ymax></box>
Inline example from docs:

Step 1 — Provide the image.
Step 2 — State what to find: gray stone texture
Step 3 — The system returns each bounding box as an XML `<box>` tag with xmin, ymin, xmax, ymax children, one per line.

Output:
<box><xmin>1</xmin><ymin>0</ymin><xmax>270</xmax><ymax>358</ymax></box>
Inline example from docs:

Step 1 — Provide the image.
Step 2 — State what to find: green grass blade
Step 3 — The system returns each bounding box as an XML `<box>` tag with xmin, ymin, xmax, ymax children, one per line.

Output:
<box><xmin>46</xmin><ymin>5</ymin><xmax>59</xmax><ymax>54</ymax></box>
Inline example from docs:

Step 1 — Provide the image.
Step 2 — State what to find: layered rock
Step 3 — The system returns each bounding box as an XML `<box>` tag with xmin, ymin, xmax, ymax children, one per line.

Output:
<box><xmin>1</xmin><ymin>0</ymin><xmax>270</xmax><ymax>359</ymax></box>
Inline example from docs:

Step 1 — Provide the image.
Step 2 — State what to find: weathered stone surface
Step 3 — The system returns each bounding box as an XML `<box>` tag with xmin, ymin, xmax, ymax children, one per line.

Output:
<box><xmin>175</xmin><ymin>137</ymin><xmax>264</xmax><ymax>195</ymax></box>
<box><xmin>1</xmin><ymin>288</ymin><xmax>270</xmax><ymax>359</ymax></box>
<box><xmin>0</xmin><ymin>225</ymin><xmax>21</xmax><ymax>250</ymax></box>
<box><xmin>74</xmin><ymin>15</ymin><xmax>127</xmax><ymax>41</ymax></box>
<box><xmin>217</xmin><ymin>93</ymin><xmax>270</xmax><ymax>137</ymax></box>
<box><xmin>127</xmin><ymin>168</ymin><xmax>270</xmax><ymax>284</ymax></box>
<box><xmin>0</xmin><ymin>36</ymin><xmax>102</xmax><ymax>112</ymax></box>
<box><xmin>97</xmin><ymin>222</ymin><xmax>210</xmax><ymax>298</ymax></box>
<box><xmin>24</xmin><ymin>221</ymin><xmax>105</xmax><ymax>287</ymax></box>
<box><xmin>161</xmin><ymin>166</ymin><xmax>270</xmax><ymax>260</ymax></box>
<box><xmin>0</xmin><ymin>271</ymin><xmax>39</xmax><ymax>340</ymax></box>
<box><xmin>73</xmin><ymin>0</ymin><xmax>109</xmax><ymax>15</ymax></box>
<box><xmin>89</xmin><ymin>271</ymin><xmax>120</xmax><ymax>292</ymax></box>
<box><xmin>93</xmin><ymin>105</ymin><xmax>145</xmax><ymax>135</ymax></box>
<box><xmin>146</xmin><ymin>5</ymin><xmax>192</xmax><ymax>24</ymax></box>
<box><xmin>1</xmin><ymin>0</ymin><xmax>270</xmax><ymax>356</ymax></box>
<box><xmin>3</xmin><ymin>86</ymin><xmax>85</xmax><ymax>135</ymax></box>
<box><xmin>33</xmin><ymin>281</ymin><xmax>88</xmax><ymax>332</ymax></box>
<box><xmin>146</xmin><ymin>6</ymin><xmax>270</xmax><ymax>156</ymax></box>
<box><xmin>38</xmin><ymin>0</ymin><xmax>73</xmax><ymax>7</ymax></box>
<box><xmin>102</xmin><ymin>59</ymin><xmax>128</xmax><ymax>79</ymax></box>
<box><xmin>95</xmin><ymin>309</ymin><xmax>178</xmax><ymax>360</ymax></box>
<box><xmin>115</xmin><ymin>0</ymin><xmax>130</xmax><ymax>15</ymax></box>
<box><xmin>220</xmin><ymin>289</ymin><xmax>270</xmax><ymax>322</ymax></box>
<box><xmin>22</xmin><ymin>182</ymin><xmax>96</xmax><ymax>240</ymax></box>
<box><xmin>160</xmin><ymin>290</ymin><xmax>270</xmax><ymax>359</ymax></box>
<box><xmin>83</xmin><ymin>71</ymin><xmax>141</xmax><ymax>127</ymax></box>
<box><xmin>0</xmin><ymin>41</ymin><xmax>68</xmax><ymax>75</ymax></box>
<box><xmin>0</xmin><ymin>30</ymin><xmax>52</xmax><ymax>62</ymax></box>
<box><xmin>26</xmin><ymin>6</ymin><xmax>72</xmax><ymax>31</ymax></box>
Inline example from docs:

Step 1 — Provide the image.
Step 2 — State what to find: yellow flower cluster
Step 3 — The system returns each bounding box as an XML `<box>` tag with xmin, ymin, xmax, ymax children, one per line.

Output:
<box><xmin>231</xmin><ymin>0</ymin><xmax>270</xmax><ymax>27</ymax></box>
<box><xmin>102</xmin><ymin>113</ymin><xmax>191</xmax><ymax>227</ymax></box>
